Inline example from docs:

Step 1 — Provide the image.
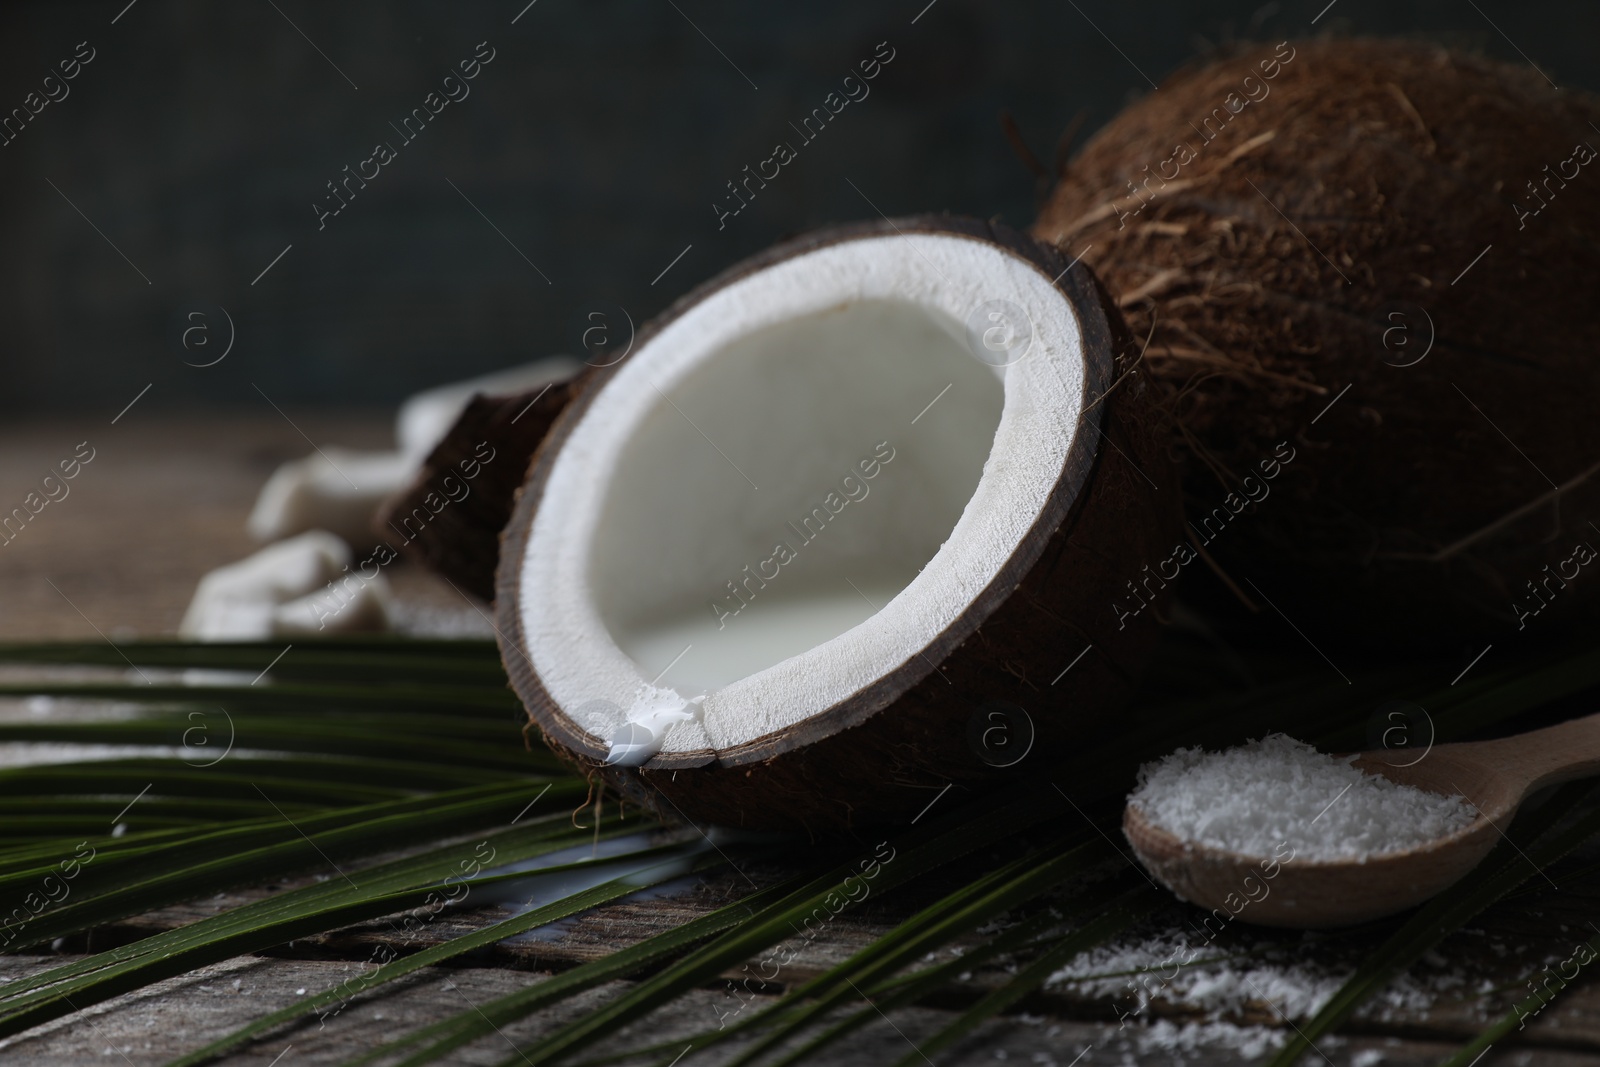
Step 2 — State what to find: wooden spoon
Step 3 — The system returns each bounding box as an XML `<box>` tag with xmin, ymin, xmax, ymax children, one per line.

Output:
<box><xmin>1122</xmin><ymin>712</ymin><xmax>1600</xmax><ymax>928</ymax></box>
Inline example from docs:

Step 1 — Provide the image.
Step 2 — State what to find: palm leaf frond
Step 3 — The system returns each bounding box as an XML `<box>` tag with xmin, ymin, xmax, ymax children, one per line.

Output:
<box><xmin>0</xmin><ymin>633</ymin><xmax>1592</xmax><ymax>1067</ymax></box>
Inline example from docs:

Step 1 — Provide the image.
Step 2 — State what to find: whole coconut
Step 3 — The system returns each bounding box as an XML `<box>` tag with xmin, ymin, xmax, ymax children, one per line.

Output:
<box><xmin>1034</xmin><ymin>38</ymin><xmax>1600</xmax><ymax>647</ymax></box>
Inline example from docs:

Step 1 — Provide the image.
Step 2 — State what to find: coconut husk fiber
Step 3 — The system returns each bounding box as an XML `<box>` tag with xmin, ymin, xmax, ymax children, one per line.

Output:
<box><xmin>1033</xmin><ymin>38</ymin><xmax>1600</xmax><ymax>649</ymax></box>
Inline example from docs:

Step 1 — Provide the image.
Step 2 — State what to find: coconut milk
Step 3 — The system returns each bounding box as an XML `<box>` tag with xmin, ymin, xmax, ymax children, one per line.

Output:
<box><xmin>616</xmin><ymin>580</ymin><xmax>907</xmax><ymax>692</ymax></box>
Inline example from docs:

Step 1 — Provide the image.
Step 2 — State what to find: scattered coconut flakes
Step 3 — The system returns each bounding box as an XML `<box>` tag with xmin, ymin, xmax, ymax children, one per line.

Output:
<box><xmin>1128</xmin><ymin>734</ymin><xmax>1477</xmax><ymax>861</ymax></box>
<box><xmin>1049</xmin><ymin>929</ymin><xmax>1345</xmax><ymax>1020</ymax></box>
<box><xmin>1045</xmin><ymin>924</ymin><xmax>1451</xmax><ymax>1025</ymax></box>
<box><xmin>1129</xmin><ymin>1019</ymin><xmax>1287</xmax><ymax>1060</ymax></box>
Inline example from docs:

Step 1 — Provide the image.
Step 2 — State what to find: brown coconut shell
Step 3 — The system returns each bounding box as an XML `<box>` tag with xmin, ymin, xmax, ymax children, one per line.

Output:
<box><xmin>494</xmin><ymin>216</ymin><xmax>1182</xmax><ymax>834</ymax></box>
<box><xmin>1033</xmin><ymin>38</ymin><xmax>1600</xmax><ymax>647</ymax></box>
<box><xmin>375</xmin><ymin>378</ymin><xmax>583</xmax><ymax>602</ymax></box>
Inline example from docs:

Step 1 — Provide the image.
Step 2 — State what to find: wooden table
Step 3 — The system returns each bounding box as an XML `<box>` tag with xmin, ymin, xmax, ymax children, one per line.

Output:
<box><xmin>0</xmin><ymin>415</ymin><xmax>481</xmax><ymax>640</ymax></box>
<box><xmin>1</xmin><ymin>418</ymin><xmax>1597</xmax><ymax>1065</ymax></box>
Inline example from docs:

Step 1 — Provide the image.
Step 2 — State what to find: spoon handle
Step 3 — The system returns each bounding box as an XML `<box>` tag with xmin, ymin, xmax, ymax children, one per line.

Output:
<box><xmin>1490</xmin><ymin>710</ymin><xmax>1600</xmax><ymax>792</ymax></box>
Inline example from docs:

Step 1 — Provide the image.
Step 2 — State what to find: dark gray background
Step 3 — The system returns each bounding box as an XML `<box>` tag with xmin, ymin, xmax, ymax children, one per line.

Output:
<box><xmin>1</xmin><ymin>0</ymin><xmax>1593</xmax><ymax>414</ymax></box>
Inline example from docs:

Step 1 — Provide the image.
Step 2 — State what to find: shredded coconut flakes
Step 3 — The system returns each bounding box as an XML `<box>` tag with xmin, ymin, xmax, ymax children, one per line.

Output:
<box><xmin>1128</xmin><ymin>733</ymin><xmax>1477</xmax><ymax>861</ymax></box>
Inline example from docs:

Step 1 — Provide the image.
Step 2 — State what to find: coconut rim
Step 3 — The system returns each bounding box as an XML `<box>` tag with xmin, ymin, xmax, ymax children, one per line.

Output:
<box><xmin>495</xmin><ymin>216</ymin><xmax>1114</xmax><ymax>771</ymax></box>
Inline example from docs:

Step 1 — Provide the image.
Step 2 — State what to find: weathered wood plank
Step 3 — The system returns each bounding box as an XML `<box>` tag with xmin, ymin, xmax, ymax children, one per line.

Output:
<box><xmin>22</xmin><ymin>841</ymin><xmax>1598</xmax><ymax>1060</ymax></box>
<box><xmin>4</xmin><ymin>951</ymin><xmax>1600</xmax><ymax>1067</ymax></box>
<box><xmin>0</xmin><ymin>416</ymin><xmax>483</xmax><ymax>640</ymax></box>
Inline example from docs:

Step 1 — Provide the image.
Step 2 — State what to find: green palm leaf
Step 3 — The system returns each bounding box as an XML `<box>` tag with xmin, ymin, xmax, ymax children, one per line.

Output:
<box><xmin>0</xmin><ymin>632</ymin><xmax>1588</xmax><ymax>1067</ymax></box>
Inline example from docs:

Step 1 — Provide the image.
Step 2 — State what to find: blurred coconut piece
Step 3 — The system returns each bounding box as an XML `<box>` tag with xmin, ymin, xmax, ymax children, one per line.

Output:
<box><xmin>272</xmin><ymin>579</ymin><xmax>392</xmax><ymax>634</ymax></box>
<box><xmin>180</xmin><ymin>530</ymin><xmax>392</xmax><ymax>640</ymax></box>
<box><xmin>377</xmin><ymin>377</ymin><xmax>584</xmax><ymax>602</ymax></box>
<box><xmin>247</xmin><ymin>357</ymin><xmax>581</xmax><ymax>545</ymax></box>
<box><xmin>246</xmin><ymin>450</ymin><xmax>416</xmax><ymax>545</ymax></box>
<box><xmin>396</xmin><ymin>357</ymin><xmax>581</xmax><ymax>462</ymax></box>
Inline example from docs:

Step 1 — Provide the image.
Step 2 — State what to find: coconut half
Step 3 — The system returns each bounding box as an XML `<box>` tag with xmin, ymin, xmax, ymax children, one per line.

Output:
<box><xmin>497</xmin><ymin>217</ymin><xmax>1178</xmax><ymax>832</ymax></box>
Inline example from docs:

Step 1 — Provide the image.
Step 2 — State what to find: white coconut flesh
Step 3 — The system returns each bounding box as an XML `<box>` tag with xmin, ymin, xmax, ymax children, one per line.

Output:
<box><xmin>515</xmin><ymin>231</ymin><xmax>1090</xmax><ymax>767</ymax></box>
